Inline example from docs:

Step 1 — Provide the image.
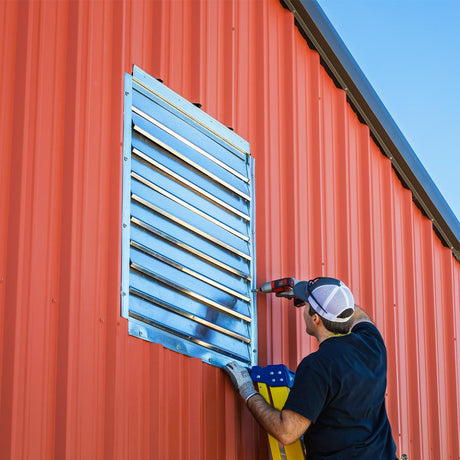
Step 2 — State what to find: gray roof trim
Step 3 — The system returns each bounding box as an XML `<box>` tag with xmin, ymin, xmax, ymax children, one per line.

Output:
<box><xmin>282</xmin><ymin>0</ymin><xmax>460</xmax><ymax>261</ymax></box>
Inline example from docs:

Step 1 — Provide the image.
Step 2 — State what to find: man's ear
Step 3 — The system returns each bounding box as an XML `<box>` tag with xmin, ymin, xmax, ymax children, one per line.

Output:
<box><xmin>312</xmin><ymin>313</ymin><xmax>322</xmax><ymax>327</ymax></box>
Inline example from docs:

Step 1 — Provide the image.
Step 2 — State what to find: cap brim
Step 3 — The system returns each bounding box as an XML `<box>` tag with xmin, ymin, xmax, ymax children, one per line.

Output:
<box><xmin>293</xmin><ymin>281</ymin><xmax>309</xmax><ymax>302</ymax></box>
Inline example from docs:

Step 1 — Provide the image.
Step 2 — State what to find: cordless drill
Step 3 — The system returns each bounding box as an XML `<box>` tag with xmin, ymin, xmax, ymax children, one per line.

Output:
<box><xmin>254</xmin><ymin>277</ymin><xmax>305</xmax><ymax>307</ymax></box>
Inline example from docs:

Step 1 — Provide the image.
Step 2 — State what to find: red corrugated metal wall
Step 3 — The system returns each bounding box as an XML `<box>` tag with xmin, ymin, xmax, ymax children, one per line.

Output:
<box><xmin>1</xmin><ymin>1</ymin><xmax>459</xmax><ymax>459</ymax></box>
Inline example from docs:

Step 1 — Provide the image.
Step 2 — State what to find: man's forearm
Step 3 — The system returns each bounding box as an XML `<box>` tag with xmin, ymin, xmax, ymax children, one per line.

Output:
<box><xmin>349</xmin><ymin>305</ymin><xmax>373</xmax><ymax>328</ymax></box>
<box><xmin>246</xmin><ymin>394</ymin><xmax>310</xmax><ymax>445</ymax></box>
<box><xmin>246</xmin><ymin>394</ymin><xmax>284</xmax><ymax>439</ymax></box>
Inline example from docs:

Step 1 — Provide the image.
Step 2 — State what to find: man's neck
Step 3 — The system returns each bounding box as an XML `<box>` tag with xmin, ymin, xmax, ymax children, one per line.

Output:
<box><xmin>316</xmin><ymin>327</ymin><xmax>332</xmax><ymax>344</ymax></box>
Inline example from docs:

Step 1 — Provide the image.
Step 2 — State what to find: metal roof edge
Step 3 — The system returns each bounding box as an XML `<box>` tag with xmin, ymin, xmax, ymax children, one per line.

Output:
<box><xmin>282</xmin><ymin>0</ymin><xmax>460</xmax><ymax>261</ymax></box>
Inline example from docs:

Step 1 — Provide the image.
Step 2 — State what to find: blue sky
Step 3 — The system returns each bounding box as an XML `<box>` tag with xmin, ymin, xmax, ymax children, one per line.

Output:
<box><xmin>316</xmin><ymin>0</ymin><xmax>460</xmax><ymax>222</ymax></box>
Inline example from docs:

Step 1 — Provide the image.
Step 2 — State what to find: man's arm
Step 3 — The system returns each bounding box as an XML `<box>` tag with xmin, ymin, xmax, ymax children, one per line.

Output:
<box><xmin>349</xmin><ymin>304</ymin><xmax>373</xmax><ymax>329</ymax></box>
<box><xmin>246</xmin><ymin>394</ymin><xmax>311</xmax><ymax>445</ymax></box>
<box><xmin>224</xmin><ymin>362</ymin><xmax>311</xmax><ymax>445</ymax></box>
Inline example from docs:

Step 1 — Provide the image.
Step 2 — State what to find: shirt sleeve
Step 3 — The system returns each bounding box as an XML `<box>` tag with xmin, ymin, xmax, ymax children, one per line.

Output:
<box><xmin>351</xmin><ymin>321</ymin><xmax>385</xmax><ymax>346</ymax></box>
<box><xmin>282</xmin><ymin>355</ymin><xmax>329</xmax><ymax>423</ymax></box>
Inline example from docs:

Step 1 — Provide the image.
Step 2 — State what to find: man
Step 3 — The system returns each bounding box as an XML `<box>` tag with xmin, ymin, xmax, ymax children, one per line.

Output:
<box><xmin>225</xmin><ymin>276</ymin><xmax>397</xmax><ymax>459</ymax></box>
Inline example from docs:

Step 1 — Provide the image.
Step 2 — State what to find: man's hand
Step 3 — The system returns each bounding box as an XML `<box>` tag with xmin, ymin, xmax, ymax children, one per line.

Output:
<box><xmin>224</xmin><ymin>361</ymin><xmax>258</xmax><ymax>403</ymax></box>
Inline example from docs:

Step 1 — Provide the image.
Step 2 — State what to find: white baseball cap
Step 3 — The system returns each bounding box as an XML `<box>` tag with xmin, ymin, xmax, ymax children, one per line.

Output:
<box><xmin>293</xmin><ymin>277</ymin><xmax>355</xmax><ymax>323</ymax></box>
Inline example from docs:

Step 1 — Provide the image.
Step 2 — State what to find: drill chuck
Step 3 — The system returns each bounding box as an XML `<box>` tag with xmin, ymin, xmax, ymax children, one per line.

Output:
<box><xmin>258</xmin><ymin>281</ymin><xmax>276</xmax><ymax>293</ymax></box>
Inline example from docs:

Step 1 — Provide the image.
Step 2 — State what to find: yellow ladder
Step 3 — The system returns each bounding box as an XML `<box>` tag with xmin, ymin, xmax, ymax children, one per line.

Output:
<box><xmin>251</xmin><ymin>365</ymin><xmax>306</xmax><ymax>460</ymax></box>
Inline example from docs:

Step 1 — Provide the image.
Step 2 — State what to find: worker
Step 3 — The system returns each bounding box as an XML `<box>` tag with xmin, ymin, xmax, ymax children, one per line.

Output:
<box><xmin>225</xmin><ymin>276</ymin><xmax>397</xmax><ymax>459</ymax></box>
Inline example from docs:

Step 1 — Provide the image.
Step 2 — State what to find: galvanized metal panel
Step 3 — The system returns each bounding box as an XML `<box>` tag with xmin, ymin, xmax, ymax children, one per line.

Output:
<box><xmin>122</xmin><ymin>69</ymin><xmax>256</xmax><ymax>368</ymax></box>
<box><xmin>0</xmin><ymin>1</ymin><xmax>459</xmax><ymax>460</ymax></box>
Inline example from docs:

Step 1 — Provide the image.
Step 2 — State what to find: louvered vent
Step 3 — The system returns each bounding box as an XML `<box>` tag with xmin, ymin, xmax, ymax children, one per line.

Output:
<box><xmin>122</xmin><ymin>66</ymin><xmax>256</xmax><ymax>367</ymax></box>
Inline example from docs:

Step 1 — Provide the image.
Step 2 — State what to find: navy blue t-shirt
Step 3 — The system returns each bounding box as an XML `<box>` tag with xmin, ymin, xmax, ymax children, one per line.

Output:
<box><xmin>283</xmin><ymin>322</ymin><xmax>397</xmax><ymax>460</ymax></box>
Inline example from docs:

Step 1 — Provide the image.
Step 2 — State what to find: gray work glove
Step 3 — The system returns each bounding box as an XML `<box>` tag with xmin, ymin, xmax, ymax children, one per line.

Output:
<box><xmin>224</xmin><ymin>361</ymin><xmax>258</xmax><ymax>403</ymax></box>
